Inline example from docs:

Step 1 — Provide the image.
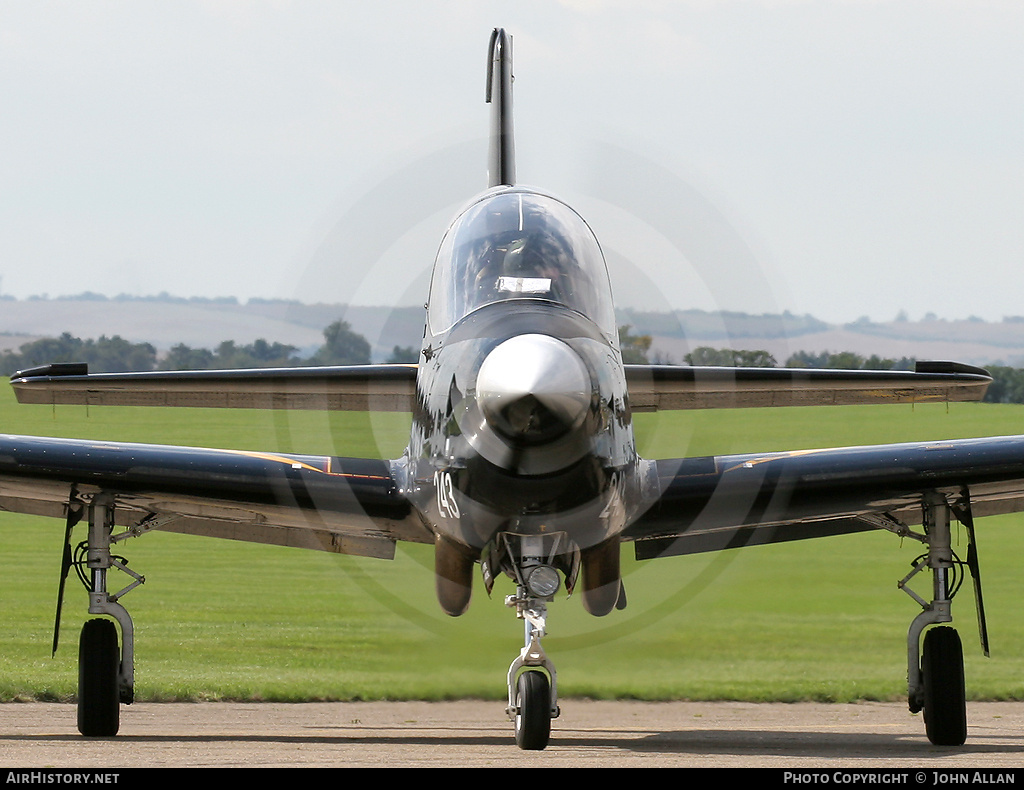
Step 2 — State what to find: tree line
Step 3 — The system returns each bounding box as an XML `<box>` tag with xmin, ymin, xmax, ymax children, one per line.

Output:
<box><xmin>0</xmin><ymin>320</ymin><xmax>418</xmax><ymax>376</ymax></box>
<box><xmin>684</xmin><ymin>346</ymin><xmax>1021</xmax><ymax>404</ymax></box>
<box><xmin>679</xmin><ymin>346</ymin><xmax>916</xmax><ymax>371</ymax></box>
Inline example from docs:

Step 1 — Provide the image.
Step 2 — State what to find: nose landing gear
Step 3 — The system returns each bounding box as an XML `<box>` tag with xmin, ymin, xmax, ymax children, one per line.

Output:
<box><xmin>489</xmin><ymin>533</ymin><xmax>571</xmax><ymax>749</ymax></box>
<box><xmin>505</xmin><ymin>586</ymin><xmax>559</xmax><ymax>750</ymax></box>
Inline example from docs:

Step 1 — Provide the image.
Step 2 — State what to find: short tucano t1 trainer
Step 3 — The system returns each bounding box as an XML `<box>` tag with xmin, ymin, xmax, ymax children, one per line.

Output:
<box><xmin>3</xmin><ymin>29</ymin><xmax>1016</xmax><ymax>750</ymax></box>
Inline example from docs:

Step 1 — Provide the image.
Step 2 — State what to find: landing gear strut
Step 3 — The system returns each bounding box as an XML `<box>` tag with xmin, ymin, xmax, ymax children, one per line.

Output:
<box><xmin>900</xmin><ymin>493</ymin><xmax>978</xmax><ymax>746</ymax></box>
<box><xmin>61</xmin><ymin>495</ymin><xmax>145</xmax><ymax>736</ymax></box>
<box><xmin>505</xmin><ymin>585</ymin><xmax>559</xmax><ymax>750</ymax></box>
<box><xmin>491</xmin><ymin>533</ymin><xmax>567</xmax><ymax>749</ymax></box>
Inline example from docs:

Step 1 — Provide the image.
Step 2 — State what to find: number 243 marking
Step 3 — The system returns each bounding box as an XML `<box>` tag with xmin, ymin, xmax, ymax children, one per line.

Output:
<box><xmin>434</xmin><ymin>470</ymin><xmax>460</xmax><ymax>519</ymax></box>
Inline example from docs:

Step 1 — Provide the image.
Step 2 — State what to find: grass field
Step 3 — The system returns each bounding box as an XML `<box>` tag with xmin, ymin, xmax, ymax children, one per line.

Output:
<box><xmin>3</xmin><ymin>387</ymin><xmax>1024</xmax><ymax>704</ymax></box>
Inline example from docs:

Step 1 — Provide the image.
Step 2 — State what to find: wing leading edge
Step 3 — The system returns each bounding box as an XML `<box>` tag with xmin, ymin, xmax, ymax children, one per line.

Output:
<box><xmin>624</xmin><ymin>361</ymin><xmax>991</xmax><ymax>411</ymax></box>
<box><xmin>0</xmin><ymin>434</ymin><xmax>427</xmax><ymax>559</ymax></box>
<box><xmin>10</xmin><ymin>364</ymin><xmax>419</xmax><ymax>411</ymax></box>
<box><xmin>10</xmin><ymin>360</ymin><xmax>990</xmax><ymax>411</ymax></box>
<box><xmin>627</xmin><ymin>434</ymin><xmax>1024</xmax><ymax>560</ymax></box>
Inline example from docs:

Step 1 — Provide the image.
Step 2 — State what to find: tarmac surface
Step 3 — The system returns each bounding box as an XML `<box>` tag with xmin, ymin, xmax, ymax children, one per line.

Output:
<box><xmin>3</xmin><ymin>701</ymin><xmax>1024</xmax><ymax>768</ymax></box>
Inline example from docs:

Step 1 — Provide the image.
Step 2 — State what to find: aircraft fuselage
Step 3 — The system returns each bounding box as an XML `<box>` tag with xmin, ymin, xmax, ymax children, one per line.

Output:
<box><xmin>404</xmin><ymin>186</ymin><xmax>640</xmax><ymax>612</ymax></box>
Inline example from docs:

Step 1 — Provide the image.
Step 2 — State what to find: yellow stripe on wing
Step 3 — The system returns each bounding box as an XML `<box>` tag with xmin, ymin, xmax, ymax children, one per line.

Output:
<box><xmin>721</xmin><ymin>448</ymin><xmax>838</xmax><ymax>474</ymax></box>
<box><xmin>220</xmin><ymin>449</ymin><xmax>391</xmax><ymax>482</ymax></box>
<box><xmin>220</xmin><ymin>449</ymin><xmax>332</xmax><ymax>475</ymax></box>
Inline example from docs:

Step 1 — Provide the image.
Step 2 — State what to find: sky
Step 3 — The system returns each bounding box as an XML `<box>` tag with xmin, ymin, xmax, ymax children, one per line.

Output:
<box><xmin>1</xmin><ymin>0</ymin><xmax>1022</xmax><ymax>324</ymax></box>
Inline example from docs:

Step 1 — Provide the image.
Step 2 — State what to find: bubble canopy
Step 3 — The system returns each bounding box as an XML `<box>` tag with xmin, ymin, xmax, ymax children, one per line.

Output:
<box><xmin>426</xmin><ymin>189</ymin><xmax>616</xmax><ymax>335</ymax></box>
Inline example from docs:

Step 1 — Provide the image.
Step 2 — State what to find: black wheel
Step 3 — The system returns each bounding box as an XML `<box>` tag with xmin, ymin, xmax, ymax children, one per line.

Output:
<box><xmin>514</xmin><ymin>671</ymin><xmax>551</xmax><ymax>750</ymax></box>
<box><xmin>77</xmin><ymin>618</ymin><xmax>120</xmax><ymax>737</ymax></box>
<box><xmin>922</xmin><ymin>626</ymin><xmax>967</xmax><ymax>746</ymax></box>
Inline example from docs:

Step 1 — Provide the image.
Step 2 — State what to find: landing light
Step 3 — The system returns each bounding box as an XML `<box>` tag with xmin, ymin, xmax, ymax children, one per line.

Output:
<box><xmin>525</xmin><ymin>565</ymin><xmax>560</xmax><ymax>598</ymax></box>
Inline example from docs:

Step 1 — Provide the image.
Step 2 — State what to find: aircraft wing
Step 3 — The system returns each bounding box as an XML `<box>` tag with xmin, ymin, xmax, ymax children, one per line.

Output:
<box><xmin>624</xmin><ymin>361</ymin><xmax>991</xmax><ymax>410</ymax></box>
<box><xmin>0</xmin><ymin>434</ymin><xmax>428</xmax><ymax>559</ymax></box>
<box><xmin>11</xmin><ymin>360</ymin><xmax>989</xmax><ymax>413</ymax></box>
<box><xmin>9</xmin><ymin>364</ymin><xmax>418</xmax><ymax>411</ymax></box>
<box><xmin>626</xmin><ymin>435</ymin><xmax>1024</xmax><ymax>559</ymax></box>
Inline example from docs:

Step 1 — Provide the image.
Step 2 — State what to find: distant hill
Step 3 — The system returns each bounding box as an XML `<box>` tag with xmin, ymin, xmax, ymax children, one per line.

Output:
<box><xmin>0</xmin><ymin>296</ymin><xmax>425</xmax><ymax>361</ymax></box>
<box><xmin>626</xmin><ymin>312</ymin><xmax>1024</xmax><ymax>368</ymax></box>
<box><xmin>1</xmin><ymin>294</ymin><xmax>1024</xmax><ymax>367</ymax></box>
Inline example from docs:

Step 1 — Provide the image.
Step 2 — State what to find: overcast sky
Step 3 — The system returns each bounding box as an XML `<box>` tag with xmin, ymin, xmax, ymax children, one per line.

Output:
<box><xmin>2</xmin><ymin>1</ymin><xmax>1022</xmax><ymax>324</ymax></box>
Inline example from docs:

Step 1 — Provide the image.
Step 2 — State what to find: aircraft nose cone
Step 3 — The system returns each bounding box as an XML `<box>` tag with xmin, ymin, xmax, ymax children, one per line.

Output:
<box><xmin>476</xmin><ymin>334</ymin><xmax>592</xmax><ymax>445</ymax></box>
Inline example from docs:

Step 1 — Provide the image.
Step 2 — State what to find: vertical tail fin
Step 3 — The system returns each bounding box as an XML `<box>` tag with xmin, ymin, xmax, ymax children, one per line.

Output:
<box><xmin>486</xmin><ymin>28</ymin><xmax>515</xmax><ymax>187</ymax></box>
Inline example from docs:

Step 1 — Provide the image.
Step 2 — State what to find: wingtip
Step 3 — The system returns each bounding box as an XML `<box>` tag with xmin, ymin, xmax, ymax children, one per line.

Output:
<box><xmin>914</xmin><ymin>360</ymin><xmax>991</xmax><ymax>379</ymax></box>
<box><xmin>11</xmin><ymin>362</ymin><xmax>89</xmax><ymax>380</ymax></box>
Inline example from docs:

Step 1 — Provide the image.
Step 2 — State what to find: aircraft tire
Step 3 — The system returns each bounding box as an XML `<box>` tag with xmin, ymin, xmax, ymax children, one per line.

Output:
<box><xmin>514</xmin><ymin>670</ymin><xmax>551</xmax><ymax>750</ymax></box>
<box><xmin>922</xmin><ymin>626</ymin><xmax>967</xmax><ymax>746</ymax></box>
<box><xmin>77</xmin><ymin>618</ymin><xmax>120</xmax><ymax>737</ymax></box>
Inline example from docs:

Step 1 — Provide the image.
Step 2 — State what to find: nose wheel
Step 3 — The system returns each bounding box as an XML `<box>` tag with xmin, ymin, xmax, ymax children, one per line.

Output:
<box><xmin>514</xmin><ymin>670</ymin><xmax>551</xmax><ymax>750</ymax></box>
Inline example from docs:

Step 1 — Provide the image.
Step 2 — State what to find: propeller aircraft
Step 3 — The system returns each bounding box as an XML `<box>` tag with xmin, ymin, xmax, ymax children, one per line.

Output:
<box><xmin>2</xmin><ymin>29</ymin><xmax>1019</xmax><ymax>750</ymax></box>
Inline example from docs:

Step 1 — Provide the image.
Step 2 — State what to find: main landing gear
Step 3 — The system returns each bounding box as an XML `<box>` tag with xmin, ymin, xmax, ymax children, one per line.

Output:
<box><xmin>897</xmin><ymin>492</ymin><xmax>986</xmax><ymax>746</ymax></box>
<box><xmin>55</xmin><ymin>494</ymin><xmax>146</xmax><ymax>736</ymax></box>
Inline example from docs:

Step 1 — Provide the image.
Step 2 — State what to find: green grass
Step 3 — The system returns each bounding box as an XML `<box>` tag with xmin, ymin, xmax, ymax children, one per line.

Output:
<box><xmin>3</xmin><ymin>390</ymin><xmax>1024</xmax><ymax>703</ymax></box>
